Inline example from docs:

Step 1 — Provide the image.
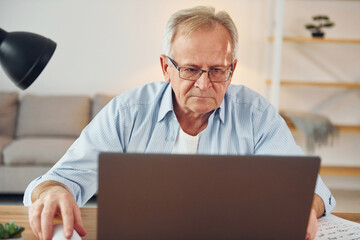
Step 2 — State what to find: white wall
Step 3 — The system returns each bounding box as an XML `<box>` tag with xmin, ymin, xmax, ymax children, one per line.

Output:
<box><xmin>0</xmin><ymin>0</ymin><xmax>269</xmax><ymax>96</ymax></box>
<box><xmin>1</xmin><ymin>0</ymin><xmax>359</xmax><ymax>168</ymax></box>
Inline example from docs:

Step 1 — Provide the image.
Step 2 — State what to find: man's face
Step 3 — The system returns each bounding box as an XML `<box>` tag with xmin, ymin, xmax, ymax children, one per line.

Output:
<box><xmin>161</xmin><ymin>24</ymin><xmax>237</xmax><ymax>116</ymax></box>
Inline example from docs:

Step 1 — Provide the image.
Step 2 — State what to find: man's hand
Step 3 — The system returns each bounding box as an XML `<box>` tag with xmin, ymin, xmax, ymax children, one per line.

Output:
<box><xmin>28</xmin><ymin>181</ymin><xmax>87</xmax><ymax>240</ymax></box>
<box><xmin>305</xmin><ymin>194</ymin><xmax>325</xmax><ymax>240</ymax></box>
<box><xmin>305</xmin><ymin>209</ymin><xmax>318</xmax><ymax>240</ymax></box>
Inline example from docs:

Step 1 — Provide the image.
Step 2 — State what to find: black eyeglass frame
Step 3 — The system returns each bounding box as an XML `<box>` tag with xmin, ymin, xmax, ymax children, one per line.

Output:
<box><xmin>167</xmin><ymin>56</ymin><xmax>233</xmax><ymax>83</ymax></box>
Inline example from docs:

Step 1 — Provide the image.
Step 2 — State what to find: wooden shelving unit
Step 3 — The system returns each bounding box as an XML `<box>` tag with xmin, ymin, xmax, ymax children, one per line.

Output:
<box><xmin>320</xmin><ymin>166</ymin><xmax>360</xmax><ymax>176</ymax></box>
<box><xmin>267</xmin><ymin>37</ymin><xmax>360</xmax><ymax>135</ymax></box>
<box><xmin>266</xmin><ymin>79</ymin><xmax>360</xmax><ymax>89</ymax></box>
<box><xmin>268</xmin><ymin>0</ymin><xmax>360</xmax><ymax>177</ymax></box>
<box><xmin>267</xmin><ymin>76</ymin><xmax>360</xmax><ymax>133</ymax></box>
<box><xmin>268</xmin><ymin>36</ymin><xmax>360</xmax><ymax>44</ymax></box>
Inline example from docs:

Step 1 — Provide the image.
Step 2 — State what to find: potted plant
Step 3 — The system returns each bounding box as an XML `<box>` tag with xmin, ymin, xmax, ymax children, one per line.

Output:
<box><xmin>0</xmin><ymin>221</ymin><xmax>25</xmax><ymax>240</ymax></box>
<box><xmin>305</xmin><ymin>15</ymin><xmax>335</xmax><ymax>38</ymax></box>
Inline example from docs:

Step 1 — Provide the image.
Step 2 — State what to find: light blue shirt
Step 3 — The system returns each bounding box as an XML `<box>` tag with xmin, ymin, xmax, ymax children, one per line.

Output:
<box><xmin>24</xmin><ymin>82</ymin><xmax>335</xmax><ymax>214</ymax></box>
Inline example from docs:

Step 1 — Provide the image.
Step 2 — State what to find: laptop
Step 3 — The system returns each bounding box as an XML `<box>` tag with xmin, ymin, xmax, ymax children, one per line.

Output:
<box><xmin>97</xmin><ymin>153</ymin><xmax>320</xmax><ymax>240</ymax></box>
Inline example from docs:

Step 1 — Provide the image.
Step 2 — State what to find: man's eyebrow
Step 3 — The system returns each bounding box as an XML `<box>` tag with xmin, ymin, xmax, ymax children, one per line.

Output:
<box><xmin>211</xmin><ymin>64</ymin><xmax>227</xmax><ymax>68</ymax></box>
<box><xmin>182</xmin><ymin>63</ymin><xmax>227</xmax><ymax>68</ymax></box>
<box><xmin>181</xmin><ymin>63</ymin><xmax>201</xmax><ymax>68</ymax></box>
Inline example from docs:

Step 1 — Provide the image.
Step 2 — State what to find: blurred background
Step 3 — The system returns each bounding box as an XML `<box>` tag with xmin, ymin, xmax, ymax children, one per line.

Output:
<box><xmin>0</xmin><ymin>0</ymin><xmax>359</xmax><ymax>212</ymax></box>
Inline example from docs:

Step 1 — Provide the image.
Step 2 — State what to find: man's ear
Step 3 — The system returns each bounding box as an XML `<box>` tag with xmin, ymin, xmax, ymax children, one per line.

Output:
<box><xmin>160</xmin><ymin>55</ymin><xmax>170</xmax><ymax>83</ymax></box>
<box><xmin>229</xmin><ymin>59</ymin><xmax>238</xmax><ymax>81</ymax></box>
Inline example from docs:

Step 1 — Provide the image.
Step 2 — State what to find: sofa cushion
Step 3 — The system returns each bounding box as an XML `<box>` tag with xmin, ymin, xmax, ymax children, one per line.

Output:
<box><xmin>3</xmin><ymin>137</ymin><xmax>76</xmax><ymax>165</ymax></box>
<box><xmin>0</xmin><ymin>136</ymin><xmax>12</xmax><ymax>164</ymax></box>
<box><xmin>0</xmin><ymin>166</ymin><xmax>52</xmax><ymax>193</ymax></box>
<box><xmin>16</xmin><ymin>95</ymin><xmax>91</xmax><ymax>137</ymax></box>
<box><xmin>0</xmin><ymin>92</ymin><xmax>18</xmax><ymax>137</ymax></box>
<box><xmin>91</xmin><ymin>94</ymin><xmax>114</xmax><ymax>119</ymax></box>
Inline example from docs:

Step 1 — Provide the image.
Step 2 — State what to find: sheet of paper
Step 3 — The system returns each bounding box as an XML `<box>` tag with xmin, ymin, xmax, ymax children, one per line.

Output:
<box><xmin>316</xmin><ymin>214</ymin><xmax>360</xmax><ymax>240</ymax></box>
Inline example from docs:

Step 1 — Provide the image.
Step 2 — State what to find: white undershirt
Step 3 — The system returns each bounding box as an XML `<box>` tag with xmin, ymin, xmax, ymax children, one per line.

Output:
<box><xmin>172</xmin><ymin>127</ymin><xmax>199</xmax><ymax>154</ymax></box>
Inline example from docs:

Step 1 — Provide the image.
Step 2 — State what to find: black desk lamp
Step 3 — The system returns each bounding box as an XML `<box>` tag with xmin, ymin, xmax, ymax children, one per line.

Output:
<box><xmin>0</xmin><ymin>28</ymin><xmax>56</xmax><ymax>90</ymax></box>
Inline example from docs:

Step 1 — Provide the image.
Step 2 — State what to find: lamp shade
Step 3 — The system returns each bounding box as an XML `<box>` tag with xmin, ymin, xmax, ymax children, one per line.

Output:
<box><xmin>0</xmin><ymin>28</ymin><xmax>56</xmax><ymax>90</ymax></box>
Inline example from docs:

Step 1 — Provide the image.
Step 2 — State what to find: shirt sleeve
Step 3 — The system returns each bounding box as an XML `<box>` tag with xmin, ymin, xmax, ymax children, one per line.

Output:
<box><xmin>253</xmin><ymin>104</ymin><xmax>336</xmax><ymax>215</ymax></box>
<box><xmin>23</xmin><ymin>98</ymin><xmax>125</xmax><ymax>207</ymax></box>
<box><xmin>315</xmin><ymin>175</ymin><xmax>336</xmax><ymax>215</ymax></box>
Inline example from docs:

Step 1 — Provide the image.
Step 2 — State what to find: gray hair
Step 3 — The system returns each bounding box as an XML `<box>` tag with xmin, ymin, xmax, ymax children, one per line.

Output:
<box><xmin>162</xmin><ymin>6</ymin><xmax>238</xmax><ymax>60</ymax></box>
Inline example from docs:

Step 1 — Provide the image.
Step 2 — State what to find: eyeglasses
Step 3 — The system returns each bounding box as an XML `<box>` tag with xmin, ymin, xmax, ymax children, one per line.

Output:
<box><xmin>167</xmin><ymin>56</ymin><xmax>233</xmax><ymax>83</ymax></box>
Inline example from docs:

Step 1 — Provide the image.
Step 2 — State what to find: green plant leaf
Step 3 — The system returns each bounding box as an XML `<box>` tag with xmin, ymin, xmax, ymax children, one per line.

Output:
<box><xmin>9</xmin><ymin>226</ymin><xmax>24</xmax><ymax>238</ymax></box>
<box><xmin>3</xmin><ymin>232</ymin><xmax>10</xmax><ymax>239</ymax></box>
<box><xmin>8</xmin><ymin>222</ymin><xmax>15</xmax><ymax>235</ymax></box>
<box><xmin>0</xmin><ymin>221</ymin><xmax>25</xmax><ymax>239</ymax></box>
<box><xmin>322</xmin><ymin>16</ymin><xmax>329</xmax><ymax>20</ymax></box>
<box><xmin>324</xmin><ymin>22</ymin><xmax>334</xmax><ymax>27</ymax></box>
<box><xmin>313</xmin><ymin>15</ymin><xmax>329</xmax><ymax>21</ymax></box>
<box><xmin>4</xmin><ymin>223</ymin><xmax>9</xmax><ymax>233</ymax></box>
<box><xmin>0</xmin><ymin>224</ymin><xmax>4</xmax><ymax>238</ymax></box>
<box><xmin>305</xmin><ymin>25</ymin><xmax>315</xmax><ymax>28</ymax></box>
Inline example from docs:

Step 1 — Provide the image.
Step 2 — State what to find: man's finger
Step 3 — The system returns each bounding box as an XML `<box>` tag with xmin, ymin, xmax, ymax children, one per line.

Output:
<box><xmin>311</xmin><ymin>213</ymin><xmax>318</xmax><ymax>239</ymax></box>
<box><xmin>29</xmin><ymin>202</ymin><xmax>44</xmax><ymax>239</ymax></box>
<box><xmin>306</xmin><ymin>209</ymin><xmax>318</xmax><ymax>240</ymax></box>
<box><xmin>40</xmin><ymin>201</ymin><xmax>57</xmax><ymax>240</ymax></box>
<box><xmin>311</xmin><ymin>209</ymin><xmax>318</xmax><ymax>239</ymax></box>
<box><xmin>73</xmin><ymin>204</ymin><xmax>87</xmax><ymax>236</ymax></box>
<box><xmin>59</xmin><ymin>196</ymin><xmax>75</xmax><ymax>239</ymax></box>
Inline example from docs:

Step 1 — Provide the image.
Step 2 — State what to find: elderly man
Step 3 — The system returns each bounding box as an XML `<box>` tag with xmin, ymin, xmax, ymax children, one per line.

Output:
<box><xmin>24</xmin><ymin>6</ymin><xmax>335</xmax><ymax>240</ymax></box>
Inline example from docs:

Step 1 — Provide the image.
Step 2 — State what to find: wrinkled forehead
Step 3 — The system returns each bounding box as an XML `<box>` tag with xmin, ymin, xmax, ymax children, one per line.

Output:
<box><xmin>172</xmin><ymin>21</ymin><xmax>234</xmax><ymax>52</ymax></box>
<box><xmin>171</xmin><ymin>23</ymin><xmax>233</xmax><ymax>64</ymax></box>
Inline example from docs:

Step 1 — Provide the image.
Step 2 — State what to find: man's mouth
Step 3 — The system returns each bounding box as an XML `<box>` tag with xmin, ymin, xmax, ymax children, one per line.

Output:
<box><xmin>191</xmin><ymin>95</ymin><xmax>211</xmax><ymax>98</ymax></box>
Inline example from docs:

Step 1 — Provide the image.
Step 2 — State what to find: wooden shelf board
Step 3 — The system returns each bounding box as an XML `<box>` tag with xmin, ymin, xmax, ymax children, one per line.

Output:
<box><xmin>266</xmin><ymin>79</ymin><xmax>360</xmax><ymax>89</ymax></box>
<box><xmin>268</xmin><ymin>36</ymin><xmax>360</xmax><ymax>44</ymax></box>
<box><xmin>283</xmin><ymin>117</ymin><xmax>360</xmax><ymax>133</ymax></box>
<box><xmin>320</xmin><ymin>166</ymin><xmax>360</xmax><ymax>176</ymax></box>
<box><xmin>337</xmin><ymin>125</ymin><xmax>360</xmax><ymax>133</ymax></box>
<box><xmin>333</xmin><ymin>213</ymin><xmax>360</xmax><ymax>224</ymax></box>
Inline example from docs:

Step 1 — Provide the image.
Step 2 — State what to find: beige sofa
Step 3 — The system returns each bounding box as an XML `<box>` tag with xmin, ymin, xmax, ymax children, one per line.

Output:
<box><xmin>0</xmin><ymin>91</ymin><xmax>112</xmax><ymax>194</ymax></box>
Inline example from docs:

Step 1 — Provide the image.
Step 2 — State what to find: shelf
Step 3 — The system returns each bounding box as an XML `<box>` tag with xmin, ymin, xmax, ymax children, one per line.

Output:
<box><xmin>268</xmin><ymin>36</ymin><xmax>360</xmax><ymax>44</ymax></box>
<box><xmin>268</xmin><ymin>1</ymin><xmax>360</xmax><ymax>178</ymax></box>
<box><xmin>302</xmin><ymin>0</ymin><xmax>360</xmax><ymax>1</ymax></box>
<box><xmin>266</xmin><ymin>79</ymin><xmax>360</xmax><ymax>89</ymax></box>
<box><xmin>320</xmin><ymin>166</ymin><xmax>360</xmax><ymax>176</ymax></box>
<box><xmin>283</xmin><ymin>117</ymin><xmax>360</xmax><ymax>133</ymax></box>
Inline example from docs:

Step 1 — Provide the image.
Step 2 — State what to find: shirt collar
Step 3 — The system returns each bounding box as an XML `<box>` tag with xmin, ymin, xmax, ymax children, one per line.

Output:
<box><xmin>158</xmin><ymin>82</ymin><xmax>175</xmax><ymax>122</ymax></box>
<box><xmin>157</xmin><ymin>82</ymin><xmax>226</xmax><ymax>123</ymax></box>
<box><xmin>217</xmin><ymin>97</ymin><xmax>225</xmax><ymax>123</ymax></box>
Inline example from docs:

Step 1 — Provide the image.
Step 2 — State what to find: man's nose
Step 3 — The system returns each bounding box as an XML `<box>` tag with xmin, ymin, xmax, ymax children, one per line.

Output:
<box><xmin>194</xmin><ymin>71</ymin><xmax>212</xmax><ymax>90</ymax></box>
